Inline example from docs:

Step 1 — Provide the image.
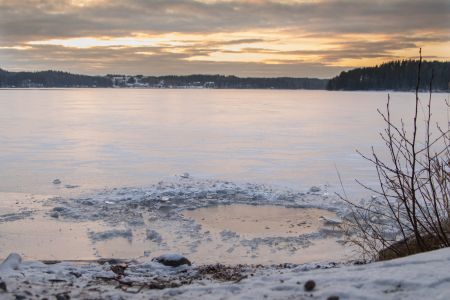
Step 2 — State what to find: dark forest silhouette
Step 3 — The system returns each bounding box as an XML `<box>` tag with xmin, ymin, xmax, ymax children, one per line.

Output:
<box><xmin>1</xmin><ymin>59</ymin><xmax>449</xmax><ymax>90</ymax></box>
<box><xmin>327</xmin><ymin>60</ymin><xmax>450</xmax><ymax>91</ymax></box>
<box><xmin>0</xmin><ymin>69</ymin><xmax>112</xmax><ymax>88</ymax></box>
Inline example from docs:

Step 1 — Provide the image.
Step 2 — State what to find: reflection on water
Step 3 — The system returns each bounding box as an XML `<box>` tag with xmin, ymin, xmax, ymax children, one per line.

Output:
<box><xmin>183</xmin><ymin>204</ymin><xmax>336</xmax><ymax>237</ymax></box>
<box><xmin>0</xmin><ymin>192</ymin><xmax>101</xmax><ymax>260</ymax></box>
<box><xmin>0</xmin><ymin>89</ymin><xmax>448</xmax><ymax>196</ymax></box>
<box><xmin>180</xmin><ymin>204</ymin><xmax>353</xmax><ymax>264</ymax></box>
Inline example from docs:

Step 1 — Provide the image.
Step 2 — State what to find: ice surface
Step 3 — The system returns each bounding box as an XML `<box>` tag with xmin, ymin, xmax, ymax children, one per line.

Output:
<box><xmin>40</xmin><ymin>177</ymin><xmax>353</xmax><ymax>264</ymax></box>
<box><xmin>0</xmin><ymin>253</ymin><xmax>22</xmax><ymax>271</ymax></box>
<box><xmin>89</xmin><ymin>229</ymin><xmax>133</xmax><ymax>242</ymax></box>
<box><xmin>146</xmin><ymin>229</ymin><xmax>163</xmax><ymax>243</ymax></box>
<box><xmin>0</xmin><ymin>211</ymin><xmax>34</xmax><ymax>223</ymax></box>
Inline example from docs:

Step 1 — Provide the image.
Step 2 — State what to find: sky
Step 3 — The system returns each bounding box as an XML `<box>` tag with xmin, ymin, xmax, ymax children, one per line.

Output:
<box><xmin>0</xmin><ymin>0</ymin><xmax>449</xmax><ymax>78</ymax></box>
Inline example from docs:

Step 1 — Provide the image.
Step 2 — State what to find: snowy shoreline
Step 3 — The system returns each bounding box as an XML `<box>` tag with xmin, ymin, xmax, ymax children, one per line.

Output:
<box><xmin>1</xmin><ymin>248</ymin><xmax>449</xmax><ymax>299</ymax></box>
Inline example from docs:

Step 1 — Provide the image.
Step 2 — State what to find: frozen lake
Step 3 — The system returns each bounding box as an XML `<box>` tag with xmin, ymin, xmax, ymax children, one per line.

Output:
<box><xmin>0</xmin><ymin>89</ymin><xmax>448</xmax><ymax>196</ymax></box>
<box><xmin>0</xmin><ymin>88</ymin><xmax>448</xmax><ymax>263</ymax></box>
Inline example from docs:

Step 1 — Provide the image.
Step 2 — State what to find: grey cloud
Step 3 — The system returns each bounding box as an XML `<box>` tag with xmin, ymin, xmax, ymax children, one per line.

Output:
<box><xmin>1</xmin><ymin>0</ymin><xmax>449</xmax><ymax>42</ymax></box>
<box><xmin>0</xmin><ymin>44</ymin><xmax>342</xmax><ymax>78</ymax></box>
<box><xmin>205</xmin><ymin>39</ymin><xmax>269</xmax><ymax>46</ymax></box>
<box><xmin>236</xmin><ymin>35</ymin><xmax>445</xmax><ymax>62</ymax></box>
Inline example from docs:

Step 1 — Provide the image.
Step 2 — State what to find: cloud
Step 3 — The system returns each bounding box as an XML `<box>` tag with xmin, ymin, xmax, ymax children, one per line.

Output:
<box><xmin>0</xmin><ymin>43</ymin><xmax>344</xmax><ymax>77</ymax></box>
<box><xmin>0</xmin><ymin>0</ymin><xmax>448</xmax><ymax>76</ymax></box>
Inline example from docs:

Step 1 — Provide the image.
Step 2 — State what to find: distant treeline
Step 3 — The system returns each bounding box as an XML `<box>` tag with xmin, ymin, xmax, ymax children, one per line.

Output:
<box><xmin>2</xmin><ymin>60</ymin><xmax>449</xmax><ymax>90</ymax></box>
<box><xmin>141</xmin><ymin>75</ymin><xmax>327</xmax><ymax>89</ymax></box>
<box><xmin>327</xmin><ymin>60</ymin><xmax>450</xmax><ymax>91</ymax></box>
<box><xmin>0</xmin><ymin>69</ymin><xmax>327</xmax><ymax>89</ymax></box>
<box><xmin>0</xmin><ymin>69</ymin><xmax>112</xmax><ymax>88</ymax></box>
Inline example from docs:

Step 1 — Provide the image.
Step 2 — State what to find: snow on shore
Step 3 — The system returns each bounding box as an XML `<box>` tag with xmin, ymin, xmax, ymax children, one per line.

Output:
<box><xmin>0</xmin><ymin>248</ymin><xmax>449</xmax><ymax>299</ymax></box>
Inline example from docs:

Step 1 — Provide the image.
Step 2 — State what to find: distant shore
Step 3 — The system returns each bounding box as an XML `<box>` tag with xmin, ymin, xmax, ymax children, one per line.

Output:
<box><xmin>1</xmin><ymin>87</ymin><xmax>448</xmax><ymax>92</ymax></box>
<box><xmin>2</xmin><ymin>59</ymin><xmax>449</xmax><ymax>91</ymax></box>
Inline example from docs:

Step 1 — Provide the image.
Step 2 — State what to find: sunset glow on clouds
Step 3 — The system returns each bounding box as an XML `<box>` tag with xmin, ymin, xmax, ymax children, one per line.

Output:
<box><xmin>0</xmin><ymin>0</ymin><xmax>449</xmax><ymax>77</ymax></box>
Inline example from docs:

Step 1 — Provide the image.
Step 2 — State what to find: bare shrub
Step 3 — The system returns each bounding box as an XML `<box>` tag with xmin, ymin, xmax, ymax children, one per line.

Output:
<box><xmin>341</xmin><ymin>50</ymin><xmax>450</xmax><ymax>260</ymax></box>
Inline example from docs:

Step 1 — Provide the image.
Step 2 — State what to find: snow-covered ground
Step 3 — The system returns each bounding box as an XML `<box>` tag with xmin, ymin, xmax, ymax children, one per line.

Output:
<box><xmin>1</xmin><ymin>247</ymin><xmax>449</xmax><ymax>299</ymax></box>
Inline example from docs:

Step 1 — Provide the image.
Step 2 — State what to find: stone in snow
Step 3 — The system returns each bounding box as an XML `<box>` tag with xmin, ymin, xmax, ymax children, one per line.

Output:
<box><xmin>55</xmin><ymin>292</ymin><xmax>70</xmax><ymax>300</ymax></box>
<box><xmin>152</xmin><ymin>254</ymin><xmax>191</xmax><ymax>267</ymax></box>
<box><xmin>0</xmin><ymin>281</ymin><xmax>6</xmax><ymax>292</ymax></box>
<box><xmin>304</xmin><ymin>279</ymin><xmax>316</xmax><ymax>291</ymax></box>
<box><xmin>0</xmin><ymin>253</ymin><xmax>22</xmax><ymax>271</ymax></box>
